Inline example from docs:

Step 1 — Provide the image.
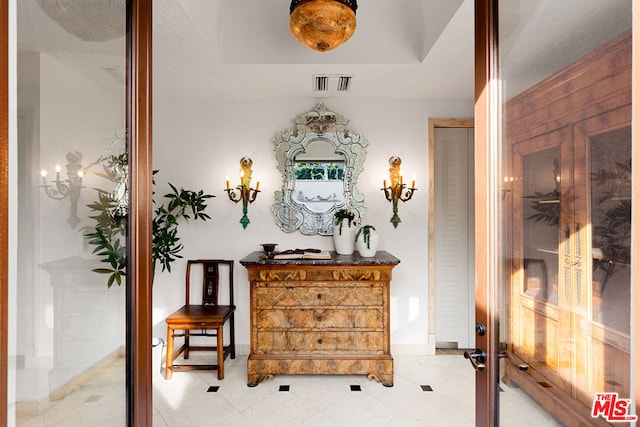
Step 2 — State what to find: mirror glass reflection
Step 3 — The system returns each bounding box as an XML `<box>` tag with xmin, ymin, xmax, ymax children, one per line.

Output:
<box><xmin>293</xmin><ymin>139</ymin><xmax>346</xmax><ymax>213</ymax></box>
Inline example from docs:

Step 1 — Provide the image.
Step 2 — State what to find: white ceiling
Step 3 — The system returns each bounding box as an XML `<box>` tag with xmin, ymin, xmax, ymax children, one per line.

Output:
<box><xmin>152</xmin><ymin>0</ymin><xmax>473</xmax><ymax>100</ymax></box>
<box><xmin>17</xmin><ymin>0</ymin><xmax>632</xmax><ymax>101</ymax></box>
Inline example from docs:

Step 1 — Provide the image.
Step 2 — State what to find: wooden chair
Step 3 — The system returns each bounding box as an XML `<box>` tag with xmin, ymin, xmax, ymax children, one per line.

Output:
<box><xmin>165</xmin><ymin>259</ymin><xmax>236</xmax><ymax>380</ymax></box>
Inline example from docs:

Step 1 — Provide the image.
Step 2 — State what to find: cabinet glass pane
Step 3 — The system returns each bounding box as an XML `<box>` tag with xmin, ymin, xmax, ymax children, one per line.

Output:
<box><xmin>590</xmin><ymin>128</ymin><xmax>631</xmax><ymax>334</ymax></box>
<box><xmin>522</xmin><ymin>148</ymin><xmax>560</xmax><ymax>305</ymax></box>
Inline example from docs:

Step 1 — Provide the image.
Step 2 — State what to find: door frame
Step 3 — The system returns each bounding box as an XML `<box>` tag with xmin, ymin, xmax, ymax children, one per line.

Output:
<box><xmin>1</xmin><ymin>1</ymin><xmax>9</xmax><ymax>425</ymax></box>
<box><xmin>428</xmin><ymin>118</ymin><xmax>474</xmax><ymax>351</ymax></box>
<box><xmin>127</xmin><ymin>0</ymin><xmax>153</xmax><ymax>425</ymax></box>
<box><xmin>474</xmin><ymin>1</ymin><xmax>500</xmax><ymax>425</ymax></box>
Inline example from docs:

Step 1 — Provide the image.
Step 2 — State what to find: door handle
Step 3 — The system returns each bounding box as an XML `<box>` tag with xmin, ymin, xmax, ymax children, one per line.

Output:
<box><xmin>463</xmin><ymin>348</ymin><xmax>486</xmax><ymax>371</ymax></box>
<box><xmin>498</xmin><ymin>351</ymin><xmax>529</xmax><ymax>371</ymax></box>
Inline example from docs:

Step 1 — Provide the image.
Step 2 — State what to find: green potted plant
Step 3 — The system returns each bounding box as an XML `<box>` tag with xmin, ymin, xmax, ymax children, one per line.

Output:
<box><xmin>333</xmin><ymin>208</ymin><xmax>357</xmax><ymax>255</ymax></box>
<box><xmin>355</xmin><ymin>224</ymin><xmax>378</xmax><ymax>257</ymax></box>
<box><xmin>84</xmin><ymin>153</ymin><xmax>214</xmax><ymax>287</ymax></box>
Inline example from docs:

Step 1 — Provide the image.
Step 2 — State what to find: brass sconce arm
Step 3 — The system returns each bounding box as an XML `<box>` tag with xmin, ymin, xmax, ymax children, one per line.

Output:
<box><xmin>381</xmin><ymin>156</ymin><xmax>417</xmax><ymax>228</ymax></box>
<box><xmin>225</xmin><ymin>157</ymin><xmax>260</xmax><ymax>229</ymax></box>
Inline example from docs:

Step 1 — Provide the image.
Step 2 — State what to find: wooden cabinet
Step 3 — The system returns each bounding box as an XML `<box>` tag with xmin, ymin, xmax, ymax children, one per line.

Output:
<box><xmin>240</xmin><ymin>251</ymin><xmax>400</xmax><ymax>387</ymax></box>
<box><xmin>505</xmin><ymin>32</ymin><xmax>631</xmax><ymax>426</ymax></box>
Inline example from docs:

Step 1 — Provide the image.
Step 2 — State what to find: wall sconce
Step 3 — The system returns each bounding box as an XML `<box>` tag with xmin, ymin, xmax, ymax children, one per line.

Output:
<box><xmin>40</xmin><ymin>151</ymin><xmax>85</xmax><ymax>229</ymax></box>
<box><xmin>381</xmin><ymin>156</ymin><xmax>416</xmax><ymax>228</ymax></box>
<box><xmin>225</xmin><ymin>157</ymin><xmax>260</xmax><ymax>229</ymax></box>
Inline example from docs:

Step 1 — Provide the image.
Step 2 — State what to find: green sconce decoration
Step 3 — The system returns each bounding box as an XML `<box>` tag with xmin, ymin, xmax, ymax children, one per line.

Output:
<box><xmin>381</xmin><ymin>156</ymin><xmax>416</xmax><ymax>228</ymax></box>
<box><xmin>225</xmin><ymin>156</ymin><xmax>261</xmax><ymax>229</ymax></box>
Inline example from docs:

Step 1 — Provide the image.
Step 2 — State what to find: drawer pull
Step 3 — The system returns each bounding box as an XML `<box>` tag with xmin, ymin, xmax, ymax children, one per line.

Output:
<box><xmin>317</xmin><ymin>338</ymin><xmax>323</xmax><ymax>344</ymax></box>
<box><xmin>317</xmin><ymin>316</ymin><xmax>322</xmax><ymax>322</ymax></box>
<box><xmin>317</xmin><ymin>294</ymin><xmax>322</xmax><ymax>299</ymax></box>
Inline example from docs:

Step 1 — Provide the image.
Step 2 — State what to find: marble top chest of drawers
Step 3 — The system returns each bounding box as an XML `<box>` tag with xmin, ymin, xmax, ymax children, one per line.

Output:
<box><xmin>240</xmin><ymin>251</ymin><xmax>400</xmax><ymax>387</ymax></box>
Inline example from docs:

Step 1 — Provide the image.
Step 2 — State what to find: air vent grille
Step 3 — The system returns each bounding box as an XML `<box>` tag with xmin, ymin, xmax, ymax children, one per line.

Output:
<box><xmin>313</xmin><ymin>75</ymin><xmax>353</xmax><ymax>92</ymax></box>
<box><xmin>314</xmin><ymin>76</ymin><xmax>329</xmax><ymax>91</ymax></box>
<box><xmin>337</xmin><ymin>76</ymin><xmax>352</xmax><ymax>91</ymax></box>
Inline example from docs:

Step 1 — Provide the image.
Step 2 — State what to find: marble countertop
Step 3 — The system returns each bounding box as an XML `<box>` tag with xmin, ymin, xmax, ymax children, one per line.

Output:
<box><xmin>239</xmin><ymin>250</ymin><xmax>400</xmax><ymax>266</ymax></box>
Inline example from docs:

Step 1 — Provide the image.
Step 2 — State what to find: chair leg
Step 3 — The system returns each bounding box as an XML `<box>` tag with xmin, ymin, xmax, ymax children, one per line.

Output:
<box><xmin>230</xmin><ymin>314</ymin><xmax>236</xmax><ymax>359</ymax></box>
<box><xmin>217</xmin><ymin>326</ymin><xmax>224</xmax><ymax>380</ymax></box>
<box><xmin>184</xmin><ymin>329</ymin><xmax>190</xmax><ymax>359</ymax></box>
<box><xmin>165</xmin><ymin>326</ymin><xmax>174</xmax><ymax>380</ymax></box>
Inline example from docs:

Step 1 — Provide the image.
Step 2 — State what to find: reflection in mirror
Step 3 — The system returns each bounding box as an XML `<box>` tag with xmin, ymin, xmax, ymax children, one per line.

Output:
<box><xmin>293</xmin><ymin>140</ymin><xmax>345</xmax><ymax>213</ymax></box>
<box><xmin>273</xmin><ymin>104</ymin><xmax>367</xmax><ymax>235</ymax></box>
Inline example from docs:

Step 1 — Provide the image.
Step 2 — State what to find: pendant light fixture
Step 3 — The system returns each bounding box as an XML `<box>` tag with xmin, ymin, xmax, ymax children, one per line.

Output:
<box><xmin>289</xmin><ymin>0</ymin><xmax>358</xmax><ymax>52</ymax></box>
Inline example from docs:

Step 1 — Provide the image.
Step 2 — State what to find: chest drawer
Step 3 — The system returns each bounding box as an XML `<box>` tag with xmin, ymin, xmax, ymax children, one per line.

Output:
<box><xmin>256</xmin><ymin>331</ymin><xmax>385</xmax><ymax>354</ymax></box>
<box><xmin>256</xmin><ymin>308</ymin><xmax>384</xmax><ymax>329</ymax></box>
<box><xmin>255</xmin><ymin>284</ymin><xmax>383</xmax><ymax>307</ymax></box>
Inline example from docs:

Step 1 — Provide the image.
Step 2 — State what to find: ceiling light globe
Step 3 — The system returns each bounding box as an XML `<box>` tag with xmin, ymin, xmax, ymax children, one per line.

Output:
<box><xmin>290</xmin><ymin>0</ymin><xmax>357</xmax><ymax>52</ymax></box>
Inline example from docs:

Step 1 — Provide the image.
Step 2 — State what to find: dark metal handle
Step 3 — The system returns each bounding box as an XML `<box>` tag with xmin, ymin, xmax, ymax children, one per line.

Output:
<box><xmin>463</xmin><ymin>348</ymin><xmax>486</xmax><ymax>371</ymax></box>
<box><xmin>498</xmin><ymin>351</ymin><xmax>529</xmax><ymax>371</ymax></box>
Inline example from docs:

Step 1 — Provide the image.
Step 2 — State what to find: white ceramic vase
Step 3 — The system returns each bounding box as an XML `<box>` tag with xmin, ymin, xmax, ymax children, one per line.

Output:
<box><xmin>356</xmin><ymin>227</ymin><xmax>379</xmax><ymax>257</ymax></box>
<box><xmin>333</xmin><ymin>222</ymin><xmax>356</xmax><ymax>255</ymax></box>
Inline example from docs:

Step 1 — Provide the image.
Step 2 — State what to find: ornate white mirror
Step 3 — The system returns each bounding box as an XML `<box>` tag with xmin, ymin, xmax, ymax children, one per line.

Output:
<box><xmin>272</xmin><ymin>104</ymin><xmax>368</xmax><ymax>235</ymax></box>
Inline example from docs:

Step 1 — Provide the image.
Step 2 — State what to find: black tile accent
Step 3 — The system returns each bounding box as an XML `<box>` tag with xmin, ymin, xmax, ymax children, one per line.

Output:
<box><xmin>420</xmin><ymin>385</ymin><xmax>433</xmax><ymax>392</ymax></box>
<box><xmin>350</xmin><ymin>385</ymin><xmax>361</xmax><ymax>391</ymax></box>
<box><xmin>207</xmin><ymin>386</ymin><xmax>220</xmax><ymax>393</ymax></box>
<box><xmin>498</xmin><ymin>386</ymin><xmax>505</xmax><ymax>392</ymax></box>
<box><xmin>279</xmin><ymin>385</ymin><xmax>290</xmax><ymax>392</ymax></box>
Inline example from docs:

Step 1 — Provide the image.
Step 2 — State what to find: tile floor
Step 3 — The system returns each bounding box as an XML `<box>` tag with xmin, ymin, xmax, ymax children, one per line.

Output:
<box><xmin>16</xmin><ymin>352</ymin><xmax>562</xmax><ymax>426</ymax></box>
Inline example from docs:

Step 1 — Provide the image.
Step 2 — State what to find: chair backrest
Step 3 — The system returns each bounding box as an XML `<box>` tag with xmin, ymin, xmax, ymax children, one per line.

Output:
<box><xmin>185</xmin><ymin>259</ymin><xmax>234</xmax><ymax>306</ymax></box>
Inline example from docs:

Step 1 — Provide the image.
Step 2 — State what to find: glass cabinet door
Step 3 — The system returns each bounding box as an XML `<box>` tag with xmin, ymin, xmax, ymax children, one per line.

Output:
<box><xmin>573</xmin><ymin>109</ymin><xmax>632</xmax><ymax>408</ymax></box>
<box><xmin>509</xmin><ymin>129</ymin><xmax>571</xmax><ymax>393</ymax></box>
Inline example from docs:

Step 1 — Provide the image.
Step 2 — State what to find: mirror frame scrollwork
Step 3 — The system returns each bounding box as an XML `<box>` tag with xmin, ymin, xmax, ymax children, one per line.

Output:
<box><xmin>272</xmin><ymin>104</ymin><xmax>368</xmax><ymax>235</ymax></box>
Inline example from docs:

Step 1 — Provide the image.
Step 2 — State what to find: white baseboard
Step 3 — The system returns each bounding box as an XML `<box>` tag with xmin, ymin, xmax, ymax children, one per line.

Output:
<box><xmin>428</xmin><ymin>334</ymin><xmax>437</xmax><ymax>354</ymax></box>
<box><xmin>391</xmin><ymin>344</ymin><xmax>435</xmax><ymax>356</ymax></box>
<box><xmin>235</xmin><ymin>344</ymin><xmax>251</xmax><ymax>356</ymax></box>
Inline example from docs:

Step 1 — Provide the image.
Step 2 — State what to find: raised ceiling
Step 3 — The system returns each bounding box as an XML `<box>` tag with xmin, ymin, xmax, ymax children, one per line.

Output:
<box><xmin>18</xmin><ymin>0</ymin><xmax>631</xmax><ymax>100</ymax></box>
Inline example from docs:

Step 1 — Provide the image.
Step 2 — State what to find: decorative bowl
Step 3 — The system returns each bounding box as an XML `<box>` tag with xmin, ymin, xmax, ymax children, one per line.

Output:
<box><xmin>261</xmin><ymin>243</ymin><xmax>278</xmax><ymax>256</ymax></box>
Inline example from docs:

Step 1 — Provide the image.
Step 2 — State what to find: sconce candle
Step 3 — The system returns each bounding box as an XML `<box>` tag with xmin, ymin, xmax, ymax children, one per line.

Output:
<box><xmin>225</xmin><ymin>157</ymin><xmax>260</xmax><ymax>229</ymax></box>
<box><xmin>381</xmin><ymin>156</ymin><xmax>417</xmax><ymax>228</ymax></box>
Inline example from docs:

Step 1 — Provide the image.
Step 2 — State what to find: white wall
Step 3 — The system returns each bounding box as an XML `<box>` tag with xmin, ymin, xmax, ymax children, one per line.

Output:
<box><xmin>152</xmin><ymin>97</ymin><xmax>474</xmax><ymax>354</ymax></box>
